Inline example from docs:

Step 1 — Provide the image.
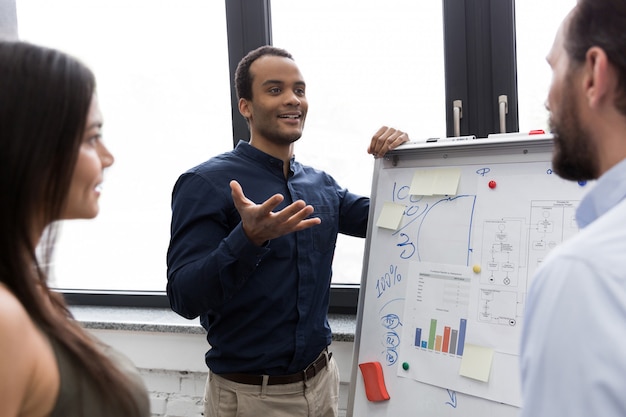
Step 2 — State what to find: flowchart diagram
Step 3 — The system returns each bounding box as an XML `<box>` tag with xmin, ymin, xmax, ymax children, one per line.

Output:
<box><xmin>477</xmin><ymin>199</ymin><xmax>580</xmax><ymax>327</ymax></box>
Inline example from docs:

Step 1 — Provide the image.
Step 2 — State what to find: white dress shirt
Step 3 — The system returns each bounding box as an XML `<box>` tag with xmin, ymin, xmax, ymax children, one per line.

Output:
<box><xmin>520</xmin><ymin>158</ymin><xmax>626</xmax><ymax>417</ymax></box>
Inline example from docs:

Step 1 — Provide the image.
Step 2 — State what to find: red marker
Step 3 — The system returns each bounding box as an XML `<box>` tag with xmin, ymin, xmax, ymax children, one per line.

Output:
<box><xmin>488</xmin><ymin>180</ymin><xmax>497</xmax><ymax>189</ymax></box>
<box><xmin>487</xmin><ymin>130</ymin><xmax>548</xmax><ymax>139</ymax></box>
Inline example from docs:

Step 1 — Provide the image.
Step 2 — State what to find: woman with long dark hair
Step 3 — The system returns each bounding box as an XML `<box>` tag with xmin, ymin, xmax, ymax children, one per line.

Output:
<box><xmin>0</xmin><ymin>41</ymin><xmax>149</xmax><ymax>416</ymax></box>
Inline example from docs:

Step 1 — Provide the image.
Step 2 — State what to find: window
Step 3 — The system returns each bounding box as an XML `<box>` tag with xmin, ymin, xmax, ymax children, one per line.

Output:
<box><xmin>516</xmin><ymin>0</ymin><xmax>577</xmax><ymax>132</ymax></box>
<box><xmin>6</xmin><ymin>0</ymin><xmax>572</xmax><ymax>310</ymax></box>
<box><xmin>17</xmin><ymin>0</ymin><xmax>232</xmax><ymax>291</ymax></box>
<box><xmin>271</xmin><ymin>0</ymin><xmax>446</xmax><ymax>284</ymax></box>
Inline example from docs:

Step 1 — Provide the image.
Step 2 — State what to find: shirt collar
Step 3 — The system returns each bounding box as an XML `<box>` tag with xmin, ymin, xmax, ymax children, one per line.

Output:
<box><xmin>576</xmin><ymin>158</ymin><xmax>626</xmax><ymax>228</ymax></box>
<box><xmin>234</xmin><ymin>140</ymin><xmax>298</xmax><ymax>177</ymax></box>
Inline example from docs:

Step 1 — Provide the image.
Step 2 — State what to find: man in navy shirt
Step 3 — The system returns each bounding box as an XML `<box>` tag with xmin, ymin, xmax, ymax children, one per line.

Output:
<box><xmin>166</xmin><ymin>45</ymin><xmax>408</xmax><ymax>417</ymax></box>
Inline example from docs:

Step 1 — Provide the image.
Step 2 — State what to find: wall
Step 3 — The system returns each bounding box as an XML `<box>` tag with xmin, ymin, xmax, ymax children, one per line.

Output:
<box><xmin>87</xmin><ymin>327</ymin><xmax>355</xmax><ymax>417</ymax></box>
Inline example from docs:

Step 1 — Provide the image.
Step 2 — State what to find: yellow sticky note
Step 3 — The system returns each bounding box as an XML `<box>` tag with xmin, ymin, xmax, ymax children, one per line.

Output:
<box><xmin>409</xmin><ymin>168</ymin><xmax>461</xmax><ymax>196</ymax></box>
<box><xmin>376</xmin><ymin>202</ymin><xmax>406</xmax><ymax>230</ymax></box>
<box><xmin>410</xmin><ymin>170</ymin><xmax>436</xmax><ymax>196</ymax></box>
<box><xmin>432</xmin><ymin>168</ymin><xmax>461</xmax><ymax>195</ymax></box>
<box><xmin>459</xmin><ymin>344</ymin><xmax>494</xmax><ymax>382</ymax></box>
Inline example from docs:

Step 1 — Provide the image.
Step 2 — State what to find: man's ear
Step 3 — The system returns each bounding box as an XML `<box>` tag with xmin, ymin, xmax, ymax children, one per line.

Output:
<box><xmin>583</xmin><ymin>46</ymin><xmax>613</xmax><ymax>108</ymax></box>
<box><xmin>239</xmin><ymin>98</ymin><xmax>251</xmax><ymax>120</ymax></box>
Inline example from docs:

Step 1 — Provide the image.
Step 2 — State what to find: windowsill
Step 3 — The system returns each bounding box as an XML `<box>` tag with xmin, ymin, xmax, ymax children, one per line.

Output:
<box><xmin>69</xmin><ymin>306</ymin><xmax>357</xmax><ymax>342</ymax></box>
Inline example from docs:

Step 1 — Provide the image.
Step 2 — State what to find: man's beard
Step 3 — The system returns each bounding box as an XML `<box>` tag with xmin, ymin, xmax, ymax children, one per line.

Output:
<box><xmin>550</xmin><ymin>81</ymin><xmax>599</xmax><ymax>181</ymax></box>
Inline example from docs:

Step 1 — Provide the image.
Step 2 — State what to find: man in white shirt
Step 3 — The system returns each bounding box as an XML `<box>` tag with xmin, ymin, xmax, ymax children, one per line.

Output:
<box><xmin>520</xmin><ymin>1</ymin><xmax>626</xmax><ymax>416</ymax></box>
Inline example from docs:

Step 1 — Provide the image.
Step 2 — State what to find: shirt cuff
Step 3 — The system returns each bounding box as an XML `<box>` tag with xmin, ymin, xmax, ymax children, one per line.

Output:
<box><xmin>225</xmin><ymin>223</ymin><xmax>270</xmax><ymax>267</ymax></box>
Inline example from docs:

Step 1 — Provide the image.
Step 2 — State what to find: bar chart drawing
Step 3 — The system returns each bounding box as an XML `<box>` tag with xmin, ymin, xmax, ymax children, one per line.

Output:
<box><xmin>413</xmin><ymin>317</ymin><xmax>467</xmax><ymax>356</ymax></box>
<box><xmin>402</xmin><ymin>262</ymin><xmax>471</xmax><ymax>365</ymax></box>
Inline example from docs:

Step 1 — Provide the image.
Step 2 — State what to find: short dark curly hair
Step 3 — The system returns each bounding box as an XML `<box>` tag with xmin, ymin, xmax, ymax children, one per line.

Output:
<box><xmin>235</xmin><ymin>45</ymin><xmax>293</xmax><ymax>101</ymax></box>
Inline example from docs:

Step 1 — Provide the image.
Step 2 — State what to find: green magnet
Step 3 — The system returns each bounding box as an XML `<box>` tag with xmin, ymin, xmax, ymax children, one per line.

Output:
<box><xmin>402</xmin><ymin>362</ymin><xmax>409</xmax><ymax>371</ymax></box>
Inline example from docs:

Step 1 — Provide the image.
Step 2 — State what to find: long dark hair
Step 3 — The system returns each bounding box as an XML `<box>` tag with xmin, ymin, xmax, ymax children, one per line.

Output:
<box><xmin>0</xmin><ymin>41</ymin><xmax>140</xmax><ymax>414</ymax></box>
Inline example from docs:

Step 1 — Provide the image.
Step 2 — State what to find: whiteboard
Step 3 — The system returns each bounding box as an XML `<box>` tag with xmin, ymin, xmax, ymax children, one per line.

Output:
<box><xmin>348</xmin><ymin>135</ymin><xmax>593</xmax><ymax>416</ymax></box>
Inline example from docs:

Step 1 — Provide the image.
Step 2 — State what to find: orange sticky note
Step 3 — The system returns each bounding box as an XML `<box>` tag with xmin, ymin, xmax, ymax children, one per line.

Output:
<box><xmin>358</xmin><ymin>361</ymin><xmax>390</xmax><ymax>402</ymax></box>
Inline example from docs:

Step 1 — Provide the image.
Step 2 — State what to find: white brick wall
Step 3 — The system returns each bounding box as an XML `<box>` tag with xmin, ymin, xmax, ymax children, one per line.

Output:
<box><xmin>138</xmin><ymin>369</ymin><xmax>349</xmax><ymax>417</ymax></box>
<box><xmin>88</xmin><ymin>329</ymin><xmax>354</xmax><ymax>417</ymax></box>
<box><xmin>142</xmin><ymin>369</ymin><xmax>205</xmax><ymax>417</ymax></box>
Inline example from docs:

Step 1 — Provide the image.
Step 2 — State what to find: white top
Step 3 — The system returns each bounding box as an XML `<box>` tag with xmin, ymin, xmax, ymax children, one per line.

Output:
<box><xmin>520</xmin><ymin>159</ymin><xmax>626</xmax><ymax>417</ymax></box>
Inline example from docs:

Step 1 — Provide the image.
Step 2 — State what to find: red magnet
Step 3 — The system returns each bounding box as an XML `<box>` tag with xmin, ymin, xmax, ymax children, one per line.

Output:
<box><xmin>488</xmin><ymin>180</ymin><xmax>497</xmax><ymax>189</ymax></box>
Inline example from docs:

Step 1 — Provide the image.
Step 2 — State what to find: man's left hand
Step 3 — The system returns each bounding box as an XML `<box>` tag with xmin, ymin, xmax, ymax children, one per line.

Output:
<box><xmin>367</xmin><ymin>126</ymin><xmax>410</xmax><ymax>158</ymax></box>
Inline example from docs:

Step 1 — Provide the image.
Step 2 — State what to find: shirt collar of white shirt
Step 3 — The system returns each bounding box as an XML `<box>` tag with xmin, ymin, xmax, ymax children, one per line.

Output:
<box><xmin>576</xmin><ymin>158</ymin><xmax>626</xmax><ymax>228</ymax></box>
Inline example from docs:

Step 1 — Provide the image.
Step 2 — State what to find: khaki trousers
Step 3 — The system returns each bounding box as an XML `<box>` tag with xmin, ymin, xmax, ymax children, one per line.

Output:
<box><xmin>203</xmin><ymin>354</ymin><xmax>340</xmax><ymax>417</ymax></box>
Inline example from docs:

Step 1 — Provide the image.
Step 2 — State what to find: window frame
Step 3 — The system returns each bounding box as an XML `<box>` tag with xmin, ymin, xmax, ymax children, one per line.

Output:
<box><xmin>443</xmin><ymin>0</ymin><xmax>519</xmax><ymax>138</ymax></box>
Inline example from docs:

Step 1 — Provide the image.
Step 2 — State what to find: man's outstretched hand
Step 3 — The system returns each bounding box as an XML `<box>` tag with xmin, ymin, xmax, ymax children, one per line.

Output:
<box><xmin>230</xmin><ymin>180</ymin><xmax>321</xmax><ymax>246</ymax></box>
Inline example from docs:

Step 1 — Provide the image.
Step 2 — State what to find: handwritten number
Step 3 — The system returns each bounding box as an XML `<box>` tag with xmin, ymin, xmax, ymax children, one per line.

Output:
<box><xmin>398</xmin><ymin>233</ymin><xmax>416</xmax><ymax>259</ymax></box>
<box><xmin>380</xmin><ymin>314</ymin><xmax>401</xmax><ymax>329</ymax></box>
<box><xmin>375</xmin><ymin>265</ymin><xmax>402</xmax><ymax>298</ymax></box>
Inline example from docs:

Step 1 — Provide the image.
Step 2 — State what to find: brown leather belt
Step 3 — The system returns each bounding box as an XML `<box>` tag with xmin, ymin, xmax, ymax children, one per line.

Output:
<box><xmin>218</xmin><ymin>350</ymin><xmax>332</xmax><ymax>386</ymax></box>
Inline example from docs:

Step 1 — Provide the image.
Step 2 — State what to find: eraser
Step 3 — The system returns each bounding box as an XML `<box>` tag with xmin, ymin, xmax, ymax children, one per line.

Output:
<box><xmin>358</xmin><ymin>361</ymin><xmax>390</xmax><ymax>402</ymax></box>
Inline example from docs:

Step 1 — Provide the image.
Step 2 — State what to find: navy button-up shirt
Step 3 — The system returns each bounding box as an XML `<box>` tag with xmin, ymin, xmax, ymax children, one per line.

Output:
<box><xmin>166</xmin><ymin>141</ymin><xmax>369</xmax><ymax>374</ymax></box>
